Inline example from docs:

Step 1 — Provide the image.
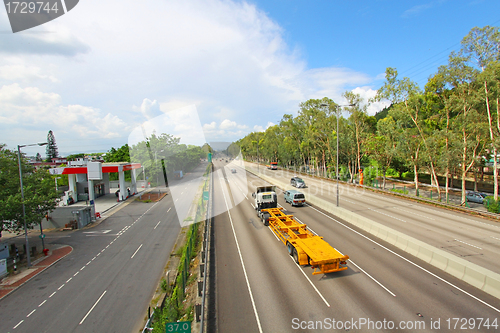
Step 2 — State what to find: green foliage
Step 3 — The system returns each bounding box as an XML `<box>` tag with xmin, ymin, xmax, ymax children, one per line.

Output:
<box><xmin>391</xmin><ymin>188</ymin><xmax>409</xmax><ymax>195</ymax></box>
<box><xmin>45</xmin><ymin>130</ymin><xmax>59</xmax><ymax>162</ymax></box>
<box><xmin>363</xmin><ymin>166</ymin><xmax>378</xmax><ymax>186</ymax></box>
<box><xmin>160</xmin><ymin>278</ymin><xmax>168</xmax><ymax>292</ymax></box>
<box><xmin>483</xmin><ymin>196</ymin><xmax>500</xmax><ymax>213</ymax></box>
<box><xmin>1</xmin><ymin>144</ymin><xmax>59</xmax><ymax>232</ymax></box>
<box><xmin>128</xmin><ymin>133</ymin><xmax>205</xmax><ymax>186</ymax></box>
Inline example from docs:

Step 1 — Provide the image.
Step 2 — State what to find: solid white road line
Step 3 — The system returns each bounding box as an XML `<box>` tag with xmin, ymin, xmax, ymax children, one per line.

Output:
<box><xmin>349</xmin><ymin>260</ymin><xmax>396</xmax><ymax>297</ymax></box>
<box><xmin>13</xmin><ymin>320</ymin><xmax>23</xmax><ymax>329</ymax></box>
<box><xmin>290</xmin><ymin>257</ymin><xmax>331</xmax><ymax>307</ymax></box>
<box><xmin>218</xmin><ymin>170</ymin><xmax>263</xmax><ymax>333</ymax></box>
<box><xmin>79</xmin><ymin>290</ymin><xmax>107</xmax><ymax>325</ymax></box>
<box><xmin>131</xmin><ymin>244</ymin><xmax>143</xmax><ymax>259</ymax></box>
<box><xmin>307</xmin><ymin>204</ymin><xmax>500</xmax><ymax>313</ymax></box>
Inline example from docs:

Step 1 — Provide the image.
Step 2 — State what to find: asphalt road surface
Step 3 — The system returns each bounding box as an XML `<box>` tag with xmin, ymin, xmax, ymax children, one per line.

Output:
<box><xmin>0</xmin><ymin>193</ymin><xmax>180</xmax><ymax>333</ymax></box>
<box><xmin>212</xmin><ymin>160</ymin><xmax>500</xmax><ymax>333</ymax></box>
<box><xmin>247</xmin><ymin>164</ymin><xmax>500</xmax><ymax>275</ymax></box>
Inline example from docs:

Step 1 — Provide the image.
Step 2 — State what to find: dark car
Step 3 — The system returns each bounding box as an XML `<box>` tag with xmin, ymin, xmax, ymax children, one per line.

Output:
<box><xmin>290</xmin><ymin>177</ymin><xmax>306</xmax><ymax>188</ymax></box>
<box><xmin>466</xmin><ymin>191</ymin><xmax>487</xmax><ymax>204</ymax></box>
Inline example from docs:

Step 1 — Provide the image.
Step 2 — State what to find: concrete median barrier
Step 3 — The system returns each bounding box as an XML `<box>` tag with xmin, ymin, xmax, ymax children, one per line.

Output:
<box><xmin>248</xmin><ymin>166</ymin><xmax>500</xmax><ymax>299</ymax></box>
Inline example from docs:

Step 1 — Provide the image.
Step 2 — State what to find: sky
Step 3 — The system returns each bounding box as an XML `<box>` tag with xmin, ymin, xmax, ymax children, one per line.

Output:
<box><xmin>0</xmin><ymin>0</ymin><xmax>499</xmax><ymax>156</ymax></box>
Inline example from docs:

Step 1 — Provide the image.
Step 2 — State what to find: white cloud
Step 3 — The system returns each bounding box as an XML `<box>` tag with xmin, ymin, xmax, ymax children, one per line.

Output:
<box><xmin>0</xmin><ymin>84</ymin><xmax>131</xmax><ymax>150</ymax></box>
<box><xmin>1</xmin><ymin>0</ymin><xmax>381</xmax><ymax>152</ymax></box>
<box><xmin>351</xmin><ymin>87</ymin><xmax>391</xmax><ymax>116</ymax></box>
<box><xmin>0</xmin><ymin>64</ymin><xmax>58</xmax><ymax>83</ymax></box>
<box><xmin>402</xmin><ymin>3</ymin><xmax>435</xmax><ymax>18</ymax></box>
<box><xmin>133</xmin><ymin>98</ymin><xmax>160</xmax><ymax>120</ymax></box>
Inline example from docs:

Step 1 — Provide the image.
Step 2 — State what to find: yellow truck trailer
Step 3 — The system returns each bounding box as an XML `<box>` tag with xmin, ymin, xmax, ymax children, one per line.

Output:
<box><xmin>260</xmin><ymin>207</ymin><xmax>349</xmax><ymax>275</ymax></box>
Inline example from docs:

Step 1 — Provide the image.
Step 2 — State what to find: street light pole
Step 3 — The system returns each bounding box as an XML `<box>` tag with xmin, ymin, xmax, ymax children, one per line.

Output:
<box><xmin>320</xmin><ymin>103</ymin><xmax>354</xmax><ymax>207</ymax></box>
<box><xmin>17</xmin><ymin>142</ymin><xmax>48</xmax><ymax>267</ymax></box>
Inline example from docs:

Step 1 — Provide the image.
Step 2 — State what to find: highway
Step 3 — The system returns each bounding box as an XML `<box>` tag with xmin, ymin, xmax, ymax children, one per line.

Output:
<box><xmin>212</xmin><ymin>159</ymin><xmax>500</xmax><ymax>332</ymax></box>
<box><xmin>0</xmin><ymin>196</ymin><xmax>178</xmax><ymax>333</ymax></box>
<box><xmin>246</xmin><ymin>164</ymin><xmax>500</xmax><ymax>275</ymax></box>
<box><xmin>0</xmin><ymin>162</ymin><xmax>208</xmax><ymax>333</ymax></box>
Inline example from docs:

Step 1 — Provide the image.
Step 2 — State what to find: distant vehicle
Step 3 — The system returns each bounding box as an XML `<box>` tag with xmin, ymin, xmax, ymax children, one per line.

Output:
<box><xmin>267</xmin><ymin>162</ymin><xmax>278</xmax><ymax>170</ymax></box>
<box><xmin>466</xmin><ymin>191</ymin><xmax>487</xmax><ymax>204</ymax></box>
<box><xmin>290</xmin><ymin>177</ymin><xmax>306</xmax><ymax>188</ymax></box>
<box><xmin>231</xmin><ymin>168</ymin><xmax>236</xmax><ymax>173</ymax></box>
<box><xmin>284</xmin><ymin>190</ymin><xmax>306</xmax><ymax>206</ymax></box>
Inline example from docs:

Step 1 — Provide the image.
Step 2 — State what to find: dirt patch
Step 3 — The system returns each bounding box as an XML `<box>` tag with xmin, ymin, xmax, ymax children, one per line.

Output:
<box><xmin>137</xmin><ymin>191</ymin><xmax>168</xmax><ymax>202</ymax></box>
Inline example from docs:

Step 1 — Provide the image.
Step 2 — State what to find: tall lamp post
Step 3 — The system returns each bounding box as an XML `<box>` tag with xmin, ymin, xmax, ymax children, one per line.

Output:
<box><xmin>320</xmin><ymin>103</ymin><xmax>354</xmax><ymax>207</ymax></box>
<box><xmin>18</xmin><ymin>142</ymin><xmax>48</xmax><ymax>267</ymax></box>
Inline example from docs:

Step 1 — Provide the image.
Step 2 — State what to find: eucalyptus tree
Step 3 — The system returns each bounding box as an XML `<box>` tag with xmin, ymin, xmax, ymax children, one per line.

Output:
<box><xmin>366</xmin><ymin>116</ymin><xmax>398</xmax><ymax>189</ymax></box>
<box><xmin>342</xmin><ymin>91</ymin><xmax>371</xmax><ymax>180</ymax></box>
<box><xmin>440</xmin><ymin>52</ymin><xmax>486</xmax><ymax>203</ymax></box>
<box><xmin>279</xmin><ymin>114</ymin><xmax>305</xmax><ymax>170</ymax></box>
<box><xmin>374</xmin><ymin>68</ymin><xmax>444</xmax><ymax>197</ymax></box>
<box><xmin>297</xmin><ymin>98</ymin><xmax>335</xmax><ymax>176</ymax></box>
<box><xmin>261</xmin><ymin>125</ymin><xmax>282</xmax><ymax>163</ymax></box>
<box><xmin>461</xmin><ymin>26</ymin><xmax>500</xmax><ymax>199</ymax></box>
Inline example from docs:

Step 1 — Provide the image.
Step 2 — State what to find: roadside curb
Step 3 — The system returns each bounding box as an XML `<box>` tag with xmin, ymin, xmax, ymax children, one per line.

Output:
<box><xmin>0</xmin><ymin>245</ymin><xmax>73</xmax><ymax>300</ymax></box>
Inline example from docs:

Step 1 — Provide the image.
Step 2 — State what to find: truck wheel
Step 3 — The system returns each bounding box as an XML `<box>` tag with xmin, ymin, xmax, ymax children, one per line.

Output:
<box><xmin>292</xmin><ymin>248</ymin><xmax>299</xmax><ymax>264</ymax></box>
<box><xmin>287</xmin><ymin>242</ymin><xmax>294</xmax><ymax>256</ymax></box>
<box><xmin>262</xmin><ymin>212</ymin><xmax>270</xmax><ymax>226</ymax></box>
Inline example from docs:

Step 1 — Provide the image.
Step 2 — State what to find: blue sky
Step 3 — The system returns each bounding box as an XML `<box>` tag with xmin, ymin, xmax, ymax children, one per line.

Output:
<box><xmin>0</xmin><ymin>0</ymin><xmax>499</xmax><ymax>155</ymax></box>
<box><xmin>251</xmin><ymin>0</ymin><xmax>500</xmax><ymax>87</ymax></box>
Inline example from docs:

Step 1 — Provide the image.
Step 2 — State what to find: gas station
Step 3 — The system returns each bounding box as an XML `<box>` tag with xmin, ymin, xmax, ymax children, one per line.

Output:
<box><xmin>49</xmin><ymin>161</ymin><xmax>142</xmax><ymax>218</ymax></box>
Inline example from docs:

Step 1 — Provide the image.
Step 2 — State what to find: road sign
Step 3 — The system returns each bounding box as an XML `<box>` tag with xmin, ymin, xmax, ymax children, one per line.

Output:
<box><xmin>203</xmin><ymin>191</ymin><xmax>209</xmax><ymax>201</ymax></box>
<box><xmin>39</xmin><ymin>234</ymin><xmax>45</xmax><ymax>239</ymax></box>
<box><xmin>165</xmin><ymin>321</ymin><xmax>191</xmax><ymax>333</ymax></box>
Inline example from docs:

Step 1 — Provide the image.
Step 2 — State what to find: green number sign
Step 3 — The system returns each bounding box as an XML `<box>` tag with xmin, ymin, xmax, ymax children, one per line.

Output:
<box><xmin>165</xmin><ymin>321</ymin><xmax>191</xmax><ymax>333</ymax></box>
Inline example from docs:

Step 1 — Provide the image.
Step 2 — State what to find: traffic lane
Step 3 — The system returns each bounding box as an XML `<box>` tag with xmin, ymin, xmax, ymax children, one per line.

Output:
<box><xmin>249</xmin><ymin>164</ymin><xmax>500</xmax><ymax>273</ymax></box>
<box><xmin>0</xmin><ymin>201</ymin><xmax>155</xmax><ymax>333</ymax></box>
<box><xmin>76</xmin><ymin>207</ymin><xmax>181</xmax><ymax>333</ymax></box>
<box><xmin>3</xmin><ymin>199</ymin><xmax>176</xmax><ymax>333</ymax></box>
<box><xmin>285</xmin><ymin>202</ymin><xmax>500</xmax><ymax>326</ymax></box>
<box><xmin>212</xmin><ymin>169</ymin><xmax>261</xmax><ymax>333</ymax></box>
<box><xmin>32</xmin><ymin>199</ymin><xmax>177</xmax><ymax>333</ymax></box>
<box><xmin>334</xmin><ymin>195</ymin><xmax>500</xmax><ymax>273</ymax></box>
<box><xmin>252</xmin><ymin>162</ymin><xmax>500</xmax><ymax>234</ymax></box>
<box><xmin>216</xmin><ymin>167</ymin><xmax>344</xmax><ymax>332</ymax></box>
<box><xmin>243</xmin><ymin>165</ymin><xmax>500</xmax><ymax>326</ymax></box>
<box><xmin>223</xmin><ymin>172</ymin><xmax>422</xmax><ymax>332</ymax></box>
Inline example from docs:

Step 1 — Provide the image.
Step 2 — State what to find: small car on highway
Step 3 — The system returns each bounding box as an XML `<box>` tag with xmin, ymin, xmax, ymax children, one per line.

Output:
<box><xmin>284</xmin><ymin>190</ymin><xmax>306</xmax><ymax>206</ymax></box>
<box><xmin>290</xmin><ymin>176</ymin><xmax>306</xmax><ymax>188</ymax></box>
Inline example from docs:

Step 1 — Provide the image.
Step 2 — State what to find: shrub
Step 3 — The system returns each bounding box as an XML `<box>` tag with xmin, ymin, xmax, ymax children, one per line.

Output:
<box><xmin>483</xmin><ymin>196</ymin><xmax>500</xmax><ymax>213</ymax></box>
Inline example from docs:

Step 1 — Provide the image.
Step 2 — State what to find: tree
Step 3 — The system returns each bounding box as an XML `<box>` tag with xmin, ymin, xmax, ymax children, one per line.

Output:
<box><xmin>1</xmin><ymin>144</ymin><xmax>59</xmax><ymax>233</ymax></box>
<box><xmin>461</xmin><ymin>26</ymin><xmax>500</xmax><ymax>199</ymax></box>
<box><xmin>35</xmin><ymin>152</ymin><xmax>42</xmax><ymax>161</ymax></box>
<box><xmin>46</xmin><ymin>130</ymin><xmax>59</xmax><ymax>162</ymax></box>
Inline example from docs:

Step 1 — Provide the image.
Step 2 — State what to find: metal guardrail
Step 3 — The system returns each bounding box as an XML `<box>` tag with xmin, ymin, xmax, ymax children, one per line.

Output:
<box><xmin>199</xmin><ymin>163</ymin><xmax>213</xmax><ymax>333</ymax></box>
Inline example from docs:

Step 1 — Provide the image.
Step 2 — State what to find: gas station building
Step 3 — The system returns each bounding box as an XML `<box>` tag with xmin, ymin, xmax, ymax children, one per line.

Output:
<box><xmin>49</xmin><ymin>160</ymin><xmax>142</xmax><ymax>208</ymax></box>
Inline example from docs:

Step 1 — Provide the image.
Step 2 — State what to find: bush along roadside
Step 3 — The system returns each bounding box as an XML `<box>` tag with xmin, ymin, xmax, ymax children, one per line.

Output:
<box><xmin>483</xmin><ymin>196</ymin><xmax>500</xmax><ymax>213</ymax></box>
<box><xmin>151</xmin><ymin>222</ymin><xmax>201</xmax><ymax>331</ymax></box>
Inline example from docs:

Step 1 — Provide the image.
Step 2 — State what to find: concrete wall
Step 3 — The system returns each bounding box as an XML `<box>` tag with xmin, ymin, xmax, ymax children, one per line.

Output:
<box><xmin>42</xmin><ymin>206</ymin><xmax>92</xmax><ymax>230</ymax></box>
<box><xmin>250</xmin><ymin>168</ymin><xmax>500</xmax><ymax>300</ymax></box>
